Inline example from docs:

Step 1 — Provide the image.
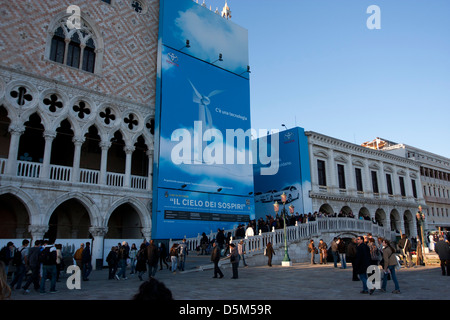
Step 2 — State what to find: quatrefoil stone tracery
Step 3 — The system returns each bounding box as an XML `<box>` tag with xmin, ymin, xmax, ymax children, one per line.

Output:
<box><xmin>43</xmin><ymin>94</ymin><xmax>63</xmax><ymax>112</ymax></box>
<box><xmin>99</xmin><ymin>107</ymin><xmax>116</xmax><ymax>125</ymax></box>
<box><xmin>124</xmin><ymin>113</ymin><xmax>138</xmax><ymax>130</ymax></box>
<box><xmin>10</xmin><ymin>87</ymin><xmax>33</xmax><ymax>106</ymax></box>
<box><xmin>73</xmin><ymin>101</ymin><xmax>91</xmax><ymax>119</ymax></box>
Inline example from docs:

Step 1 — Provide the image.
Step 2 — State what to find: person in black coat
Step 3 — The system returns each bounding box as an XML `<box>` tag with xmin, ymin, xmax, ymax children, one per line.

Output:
<box><xmin>211</xmin><ymin>242</ymin><xmax>223</xmax><ymax>278</ymax></box>
<box><xmin>354</xmin><ymin>236</ymin><xmax>371</xmax><ymax>293</ymax></box>
<box><xmin>81</xmin><ymin>242</ymin><xmax>92</xmax><ymax>281</ymax></box>
<box><xmin>135</xmin><ymin>243</ymin><xmax>148</xmax><ymax>281</ymax></box>
<box><xmin>106</xmin><ymin>246</ymin><xmax>119</xmax><ymax>280</ymax></box>
<box><xmin>216</xmin><ymin>229</ymin><xmax>225</xmax><ymax>250</ymax></box>
<box><xmin>435</xmin><ymin>236</ymin><xmax>450</xmax><ymax>276</ymax></box>
<box><xmin>265</xmin><ymin>242</ymin><xmax>275</xmax><ymax>267</ymax></box>
<box><xmin>146</xmin><ymin>240</ymin><xmax>159</xmax><ymax>278</ymax></box>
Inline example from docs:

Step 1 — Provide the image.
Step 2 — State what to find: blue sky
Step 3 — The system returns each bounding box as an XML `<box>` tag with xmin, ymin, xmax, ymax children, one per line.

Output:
<box><xmin>199</xmin><ymin>0</ymin><xmax>450</xmax><ymax>159</ymax></box>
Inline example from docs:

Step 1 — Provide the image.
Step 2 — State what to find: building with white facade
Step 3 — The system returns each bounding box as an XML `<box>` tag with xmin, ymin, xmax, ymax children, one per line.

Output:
<box><xmin>362</xmin><ymin>138</ymin><xmax>450</xmax><ymax>232</ymax></box>
<box><xmin>306</xmin><ymin>131</ymin><xmax>426</xmax><ymax>239</ymax></box>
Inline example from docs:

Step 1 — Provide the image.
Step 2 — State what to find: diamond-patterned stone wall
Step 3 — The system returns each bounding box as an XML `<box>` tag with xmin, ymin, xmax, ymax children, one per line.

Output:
<box><xmin>0</xmin><ymin>0</ymin><xmax>159</xmax><ymax>106</ymax></box>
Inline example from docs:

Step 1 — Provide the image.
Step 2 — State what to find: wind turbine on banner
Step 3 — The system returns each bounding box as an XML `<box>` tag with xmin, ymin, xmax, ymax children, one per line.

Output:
<box><xmin>188</xmin><ymin>79</ymin><xmax>223</xmax><ymax>131</ymax></box>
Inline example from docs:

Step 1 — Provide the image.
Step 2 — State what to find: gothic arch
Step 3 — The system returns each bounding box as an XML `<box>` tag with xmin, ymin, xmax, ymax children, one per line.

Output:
<box><xmin>103</xmin><ymin>196</ymin><xmax>151</xmax><ymax>231</ymax></box>
<box><xmin>43</xmin><ymin>192</ymin><xmax>100</xmax><ymax>227</ymax></box>
<box><xmin>0</xmin><ymin>186</ymin><xmax>40</xmax><ymax>225</ymax></box>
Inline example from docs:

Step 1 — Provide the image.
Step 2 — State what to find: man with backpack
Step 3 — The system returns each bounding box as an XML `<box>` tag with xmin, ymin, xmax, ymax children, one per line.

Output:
<box><xmin>22</xmin><ymin>240</ymin><xmax>42</xmax><ymax>294</ymax></box>
<box><xmin>0</xmin><ymin>241</ymin><xmax>15</xmax><ymax>277</ymax></box>
<box><xmin>10</xmin><ymin>239</ymin><xmax>29</xmax><ymax>290</ymax></box>
<box><xmin>39</xmin><ymin>240</ymin><xmax>58</xmax><ymax>294</ymax></box>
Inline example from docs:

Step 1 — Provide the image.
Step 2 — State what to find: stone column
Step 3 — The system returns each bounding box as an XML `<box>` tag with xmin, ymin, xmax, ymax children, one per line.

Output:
<box><xmin>89</xmin><ymin>226</ymin><xmax>108</xmax><ymax>270</ymax></box>
<box><xmin>5</xmin><ymin>124</ymin><xmax>25</xmax><ymax>176</ymax></box>
<box><xmin>392</xmin><ymin>165</ymin><xmax>401</xmax><ymax>199</ymax></box>
<box><xmin>364</xmin><ymin>159</ymin><xmax>373</xmax><ymax>195</ymax></box>
<box><xmin>308</xmin><ymin>141</ymin><xmax>318</xmax><ymax>193</ymax></box>
<box><xmin>41</xmin><ymin>130</ymin><xmax>57</xmax><ymax>179</ymax></box>
<box><xmin>78</xmin><ymin>44</ymin><xmax>86</xmax><ymax>70</ymax></box>
<box><xmin>99</xmin><ymin>141</ymin><xmax>110</xmax><ymax>185</ymax></box>
<box><xmin>346</xmin><ymin>154</ymin><xmax>355</xmax><ymax>195</ymax></box>
<box><xmin>405</xmin><ymin>168</ymin><xmax>413</xmax><ymax>200</ymax></box>
<box><xmin>63</xmin><ymin>38</ymin><xmax>70</xmax><ymax>65</ymax></box>
<box><xmin>72</xmin><ymin>136</ymin><xmax>85</xmax><ymax>182</ymax></box>
<box><xmin>124</xmin><ymin>145</ymin><xmax>135</xmax><ymax>188</ymax></box>
<box><xmin>379</xmin><ymin>160</ymin><xmax>388</xmax><ymax>198</ymax></box>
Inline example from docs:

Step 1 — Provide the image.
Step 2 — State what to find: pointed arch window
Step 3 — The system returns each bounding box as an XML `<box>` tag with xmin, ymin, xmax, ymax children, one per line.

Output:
<box><xmin>48</xmin><ymin>17</ymin><xmax>99</xmax><ymax>74</ymax></box>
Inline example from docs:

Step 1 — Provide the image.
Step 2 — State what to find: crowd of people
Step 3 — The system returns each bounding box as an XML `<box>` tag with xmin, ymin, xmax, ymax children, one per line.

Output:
<box><xmin>229</xmin><ymin>210</ymin><xmax>382</xmax><ymax>240</ymax></box>
<box><xmin>305</xmin><ymin>231</ymin><xmax>450</xmax><ymax>295</ymax></box>
<box><xmin>103</xmin><ymin>239</ymin><xmax>191</xmax><ymax>281</ymax></box>
<box><xmin>0</xmin><ymin>239</ymin><xmax>65</xmax><ymax>296</ymax></box>
<box><xmin>1</xmin><ymin>228</ymin><xmax>449</xmax><ymax>300</ymax></box>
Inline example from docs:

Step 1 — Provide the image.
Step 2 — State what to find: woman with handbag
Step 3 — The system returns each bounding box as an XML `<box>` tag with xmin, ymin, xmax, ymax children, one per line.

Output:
<box><xmin>380</xmin><ymin>239</ymin><xmax>401</xmax><ymax>294</ymax></box>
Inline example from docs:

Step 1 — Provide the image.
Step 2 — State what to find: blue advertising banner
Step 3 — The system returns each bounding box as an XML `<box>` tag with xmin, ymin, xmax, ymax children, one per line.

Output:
<box><xmin>159</xmin><ymin>0</ymin><xmax>249</xmax><ymax>78</ymax></box>
<box><xmin>253</xmin><ymin>128</ymin><xmax>312</xmax><ymax>219</ymax></box>
<box><xmin>152</xmin><ymin>0</ymin><xmax>253</xmax><ymax>239</ymax></box>
<box><xmin>156</xmin><ymin>188</ymin><xmax>254</xmax><ymax>239</ymax></box>
<box><xmin>158</xmin><ymin>49</ymin><xmax>253</xmax><ymax>196</ymax></box>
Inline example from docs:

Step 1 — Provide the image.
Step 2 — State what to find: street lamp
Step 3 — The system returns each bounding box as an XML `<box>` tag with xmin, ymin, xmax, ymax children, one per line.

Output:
<box><xmin>274</xmin><ymin>193</ymin><xmax>292</xmax><ymax>266</ymax></box>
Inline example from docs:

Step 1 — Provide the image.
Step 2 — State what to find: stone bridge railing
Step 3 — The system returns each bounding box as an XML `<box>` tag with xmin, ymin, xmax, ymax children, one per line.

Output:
<box><xmin>171</xmin><ymin>218</ymin><xmax>392</xmax><ymax>261</ymax></box>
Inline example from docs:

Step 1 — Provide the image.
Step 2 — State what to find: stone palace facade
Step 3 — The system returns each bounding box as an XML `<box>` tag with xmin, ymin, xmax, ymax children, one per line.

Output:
<box><xmin>306</xmin><ymin>131</ymin><xmax>427</xmax><ymax>238</ymax></box>
<box><xmin>0</xmin><ymin>0</ymin><xmax>159</xmax><ymax>264</ymax></box>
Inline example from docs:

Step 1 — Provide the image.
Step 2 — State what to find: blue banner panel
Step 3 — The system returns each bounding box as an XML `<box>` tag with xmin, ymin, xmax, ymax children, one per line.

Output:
<box><xmin>154</xmin><ymin>188</ymin><xmax>254</xmax><ymax>239</ymax></box>
<box><xmin>153</xmin><ymin>0</ymin><xmax>253</xmax><ymax>240</ymax></box>
<box><xmin>160</xmin><ymin>0</ymin><xmax>249</xmax><ymax>78</ymax></box>
<box><xmin>158</xmin><ymin>48</ymin><xmax>253</xmax><ymax>196</ymax></box>
<box><xmin>253</xmin><ymin>128</ymin><xmax>312</xmax><ymax>219</ymax></box>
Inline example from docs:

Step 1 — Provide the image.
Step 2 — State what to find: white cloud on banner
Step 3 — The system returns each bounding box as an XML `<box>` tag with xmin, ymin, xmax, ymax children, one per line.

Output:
<box><xmin>174</xmin><ymin>6</ymin><xmax>248</xmax><ymax>73</ymax></box>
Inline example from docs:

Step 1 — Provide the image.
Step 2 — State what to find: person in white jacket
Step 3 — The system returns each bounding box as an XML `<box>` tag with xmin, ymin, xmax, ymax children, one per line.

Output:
<box><xmin>245</xmin><ymin>224</ymin><xmax>254</xmax><ymax>238</ymax></box>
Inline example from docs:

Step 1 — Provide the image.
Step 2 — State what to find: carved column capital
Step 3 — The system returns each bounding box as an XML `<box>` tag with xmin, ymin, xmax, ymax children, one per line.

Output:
<box><xmin>89</xmin><ymin>226</ymin><xmax>108</xmax><ymax>238</ymax></box>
